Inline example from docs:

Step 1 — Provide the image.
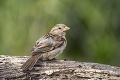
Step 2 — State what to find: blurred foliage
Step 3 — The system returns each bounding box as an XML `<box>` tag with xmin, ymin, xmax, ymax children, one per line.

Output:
<box><xmin>0</xmin><ymin>0</ymin><xmax>120</xmax><ymax>66</ymax></box>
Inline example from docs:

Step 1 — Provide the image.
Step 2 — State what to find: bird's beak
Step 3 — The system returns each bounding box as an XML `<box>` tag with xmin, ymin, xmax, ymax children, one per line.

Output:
<box><xmin>63</xmin><ymin>27</ymin><xmax>70</xmax><ymax>32</ymax></box>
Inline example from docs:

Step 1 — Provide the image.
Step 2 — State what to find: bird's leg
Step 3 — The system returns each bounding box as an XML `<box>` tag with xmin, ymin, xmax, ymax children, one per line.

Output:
<box><xmin>52</xmin><ymin>58</ymin><xmax>58</xmax><ymax>60</ymax></box>
<box><xmin>48</xmin><ymin>58</ymin><xmax>58</xmax><ymax>61</ymax></box>
<box><xmin>34</xmin><ymin>59</ymin><xmax>44</xmax><ymax>67</ymax></box>
<box><xmin>64</xmin><ymin>58</ymin><xmax>69</xmax><ymax>61</ymax></box>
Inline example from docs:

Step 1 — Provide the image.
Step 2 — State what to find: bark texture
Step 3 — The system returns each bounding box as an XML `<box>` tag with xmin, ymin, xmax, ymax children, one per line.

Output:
<box><xmin>0</xmin><ymin>55</ymin><xmax>120</xmax><ymax>80</ymax></box>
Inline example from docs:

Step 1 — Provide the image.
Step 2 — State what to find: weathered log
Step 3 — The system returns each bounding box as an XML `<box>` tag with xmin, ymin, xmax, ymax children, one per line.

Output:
<box><xmin>0</xmin><ymin>55</ymin><xmax>120</xmax><ymax>80</ymax></box>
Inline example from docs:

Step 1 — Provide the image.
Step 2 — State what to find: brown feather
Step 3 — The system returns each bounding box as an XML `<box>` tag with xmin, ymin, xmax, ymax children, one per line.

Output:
<box><xmin>31</xmin><ymin>33</ymin><xmax>66</xmax><ymax>56</ymax></box>
<box><xmin>21</xmin><ymin>54</ymin><xmax>42</xmax><ymax>70</ymax></box>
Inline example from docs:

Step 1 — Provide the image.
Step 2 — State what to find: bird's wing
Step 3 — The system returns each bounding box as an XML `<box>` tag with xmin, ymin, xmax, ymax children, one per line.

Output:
<box><xmin>31</xmin><ymin>36</ymin><xmax>64</xmax><ymax>56</ymax></box>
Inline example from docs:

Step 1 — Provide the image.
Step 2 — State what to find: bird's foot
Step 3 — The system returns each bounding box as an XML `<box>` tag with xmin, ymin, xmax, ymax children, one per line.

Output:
<box><xmin>46</xmin><ymin>58</ymin><xmax>57</xmax><ymax>61</ymax></box>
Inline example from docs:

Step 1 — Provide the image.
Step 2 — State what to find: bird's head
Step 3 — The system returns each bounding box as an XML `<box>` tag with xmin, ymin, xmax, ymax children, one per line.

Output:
<box><xmin>50</xmin><ymin>24</ymin><xmax>70</xmax><ymax>36</ymax></box>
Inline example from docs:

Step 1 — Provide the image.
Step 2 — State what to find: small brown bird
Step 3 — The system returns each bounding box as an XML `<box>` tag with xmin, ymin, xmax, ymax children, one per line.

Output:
<box><xmin>21</xmin><ymin>24</ymin><xmax>70</xmax><ymax>70</ymax></box>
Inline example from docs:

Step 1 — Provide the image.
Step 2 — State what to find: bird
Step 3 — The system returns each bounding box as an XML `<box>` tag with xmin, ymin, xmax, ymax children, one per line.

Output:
<box><xmin>21</xmin><ymin>24</ymin><xmax>70</xmax><ymax>71</ymax></box>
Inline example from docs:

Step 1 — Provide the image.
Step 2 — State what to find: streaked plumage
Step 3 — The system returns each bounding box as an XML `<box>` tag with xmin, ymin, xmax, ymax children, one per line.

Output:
<box><xmin>21</xmin><ymin>24</ymin><xmax>70</xmax><ymax>70</ymax></box>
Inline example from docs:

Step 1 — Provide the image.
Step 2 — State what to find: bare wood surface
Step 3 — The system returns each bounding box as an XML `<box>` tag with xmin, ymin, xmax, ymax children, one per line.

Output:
<box><xmin>0</xmin><ymin>55</ymin><xmax>120</xmax><ymax>80</ymax></box>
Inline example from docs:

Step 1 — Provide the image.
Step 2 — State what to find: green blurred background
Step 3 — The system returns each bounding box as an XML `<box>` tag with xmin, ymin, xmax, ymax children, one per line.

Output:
<box><xmin>0</xmin><ymin>0</ymin><xmax>120</xmax><ymax>66</ymax></box>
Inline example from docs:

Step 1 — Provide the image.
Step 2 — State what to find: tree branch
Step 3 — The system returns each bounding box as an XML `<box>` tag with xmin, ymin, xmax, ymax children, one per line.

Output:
<box><xmin>0</xmin><ymin>55</ymin><xmax>120</xmax><ymax>79</ymax></box>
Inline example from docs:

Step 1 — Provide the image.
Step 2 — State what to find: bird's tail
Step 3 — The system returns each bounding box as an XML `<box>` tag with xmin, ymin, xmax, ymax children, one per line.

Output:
<box><xmin>21</xmin><ymin>55</ymin><xmax>41</xmax><ymax>71</ymax></box>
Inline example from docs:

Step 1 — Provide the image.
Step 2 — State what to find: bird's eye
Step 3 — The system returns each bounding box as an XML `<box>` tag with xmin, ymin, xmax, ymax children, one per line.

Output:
<box><xmin>58</xmin><ymin>27</ymin><xmax>61</xmax><ymax>29</ymax></box>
